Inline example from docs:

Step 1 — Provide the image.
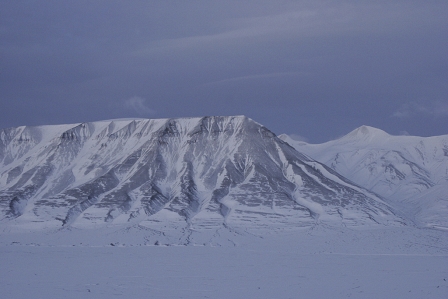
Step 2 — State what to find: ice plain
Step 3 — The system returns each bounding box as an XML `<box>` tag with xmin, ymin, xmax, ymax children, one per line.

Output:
<box><xmin>1</xmin><ymin>225</ymin><xmax>448</xmax><ymax>299</ymax></box>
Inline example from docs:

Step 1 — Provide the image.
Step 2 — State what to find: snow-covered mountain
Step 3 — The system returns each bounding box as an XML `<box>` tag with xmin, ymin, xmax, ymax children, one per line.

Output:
<box><xmin>280</xmin><ymin>126</ymin><xmax>448</xmax><ymax>229</ymax></box>
<box><xmin>0</xmin><ymin>116</ymin><xmax>403</xmax><ymax>231</ymax></box>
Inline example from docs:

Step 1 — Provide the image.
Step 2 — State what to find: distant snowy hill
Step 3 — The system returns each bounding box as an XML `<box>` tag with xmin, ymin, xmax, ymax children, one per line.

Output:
<box><xmin>280</xmin><ymin>126</ymin><xmax>448</xmax><ymax>229</ymax></box>
<box><xmin>0</xmin><ymin>117</ymin><xmax>404</xmax><ymax>232</ymax></box>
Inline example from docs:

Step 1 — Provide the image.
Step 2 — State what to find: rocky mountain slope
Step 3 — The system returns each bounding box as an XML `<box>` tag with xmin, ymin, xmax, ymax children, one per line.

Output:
<box><xmin>0</xmin><ymin>117</ymin><xmax>403</xmax><ymax>232</ymax></box>
<box><xmin>280</xmin><ymin>126</ymin><xmax>448</xmax><ymax>229</ymax></box>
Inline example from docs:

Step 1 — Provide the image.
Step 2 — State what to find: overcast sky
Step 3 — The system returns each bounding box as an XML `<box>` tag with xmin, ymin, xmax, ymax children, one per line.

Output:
<box><xmin>1</xmin><ymin>1</ymin><xmax>447</xmax><ymax>143</ymax></box>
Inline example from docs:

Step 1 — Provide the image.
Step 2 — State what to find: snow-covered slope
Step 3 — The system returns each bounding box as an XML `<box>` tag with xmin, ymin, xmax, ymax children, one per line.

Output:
<box><xmin>0</xmin><ymin>117</ymin><xmax>404</xmax><ymax>231</ymax></box>
<box><xmin>280</xmin><ymin>126</ymin><xmax>448</xmax><ymax>228</ymax></box>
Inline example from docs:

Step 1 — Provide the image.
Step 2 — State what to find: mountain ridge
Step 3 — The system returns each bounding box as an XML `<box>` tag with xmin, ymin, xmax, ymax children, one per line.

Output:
<box><xmin>280</xmin><ymin>125</ymin><xmax>448</xmax><ymax>229</ymax></box>
<box><xmin>0</xmin><ymin>116</ymin><xmax>404</xmax><ymax>232</ymax></box>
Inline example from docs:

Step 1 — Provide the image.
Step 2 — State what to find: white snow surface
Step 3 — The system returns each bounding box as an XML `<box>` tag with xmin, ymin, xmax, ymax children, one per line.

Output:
<box><xmin>280</xmin><ymin>125</ymin><xmax>448</xmax><ymax>229</ymax></box>
<box><xmin>1</xmin><ymin>117</ymin><xmax>404</xmax><ymax>231</ymax></box>
<box><xmin>1</xmin><ymin>225</ymin><xmax>447</xmax><ymax>299</ymax></box>
<box><xmin>1</xmin><ymin>119</ymin><xmax>448</xmax><ymax>298</ymax></box>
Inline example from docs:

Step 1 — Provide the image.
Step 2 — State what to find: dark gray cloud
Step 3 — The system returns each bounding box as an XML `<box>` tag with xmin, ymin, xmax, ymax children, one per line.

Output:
<box><xmin>1</xmin><ymin>0</ymin><xmax>447</xmax><ymax>142</ymax></box>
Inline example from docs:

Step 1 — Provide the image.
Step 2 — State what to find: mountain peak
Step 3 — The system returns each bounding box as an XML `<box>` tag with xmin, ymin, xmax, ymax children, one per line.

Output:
<box><xmin>342</xmin><ymin>125</ymin><xmax>390</xmax><ymax>142</ymax></box>
<box><xmin>0</xmin><ymin>115</ymin><xmax>401</xmax><ymax>231</ymax></box>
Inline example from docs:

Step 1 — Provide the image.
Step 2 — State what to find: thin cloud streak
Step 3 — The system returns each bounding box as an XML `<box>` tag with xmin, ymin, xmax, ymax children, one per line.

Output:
<box><xmin>123</xmin><ymin>96</ymin><xmax>155</xmax><ymax>116</ymax></box>
<box><xmin>204</xmin><ymin>72</ymin><xmax>308</xmax><ymax>86</ymax></box>
<box><xmin>134</xmin><ymin>2</ymin><xmax>446</xmax><ymax>56</ymax></box>
<box><xmin>393</xmin><ymin>101</ymin><xmax>448</xmax><ymax>119</ymax></box>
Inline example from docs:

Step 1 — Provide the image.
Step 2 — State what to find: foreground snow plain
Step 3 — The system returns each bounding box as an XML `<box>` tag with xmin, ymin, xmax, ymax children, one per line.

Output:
<box><xmin>2</xmin><ymin>226</ymin><xmax>447</xmax><ymax>299</ymax></box>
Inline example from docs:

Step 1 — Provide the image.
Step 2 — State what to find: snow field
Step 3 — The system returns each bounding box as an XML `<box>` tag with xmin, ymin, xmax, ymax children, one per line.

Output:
<box><xmin>1</xmin><ymin>226</ymin><xmax>447</xmax><ymax>299</ymax></box>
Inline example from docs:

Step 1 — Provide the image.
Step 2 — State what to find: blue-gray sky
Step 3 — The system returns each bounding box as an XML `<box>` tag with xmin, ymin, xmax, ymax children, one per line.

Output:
<box><xmin>1</xmin><ymin>1</ymin><xmax>447</xmax><ymax>143</ymax></box>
